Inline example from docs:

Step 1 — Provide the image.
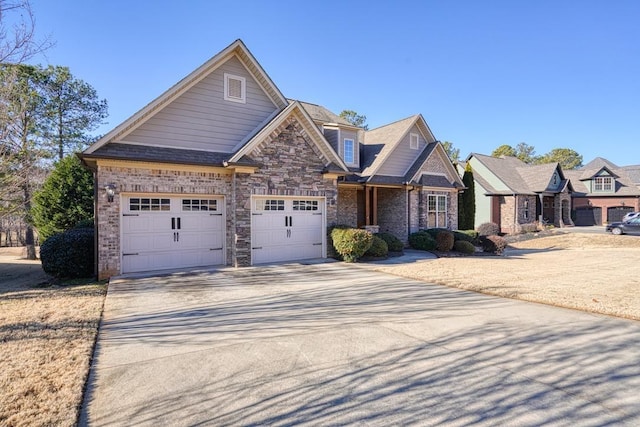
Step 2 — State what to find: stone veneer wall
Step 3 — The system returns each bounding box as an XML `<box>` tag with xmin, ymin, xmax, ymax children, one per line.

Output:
<box><xmin>235</xmin><ymin>119</ymin><xmax>338</xmax><ymax>266</ymax></box>
<box><xmin>95</xmin><ymin>165</ymin><xmax>233</xmax><ymax>279</ymax></box>
<box><xmin>337</xmin><ymin>187</ymin><xmax>358</xmax><ymax>228</ymax></box>
<box><xmin>377</xmin><ymin>188</ymin><xmax>407</xmax><ymax>241</ymax></box>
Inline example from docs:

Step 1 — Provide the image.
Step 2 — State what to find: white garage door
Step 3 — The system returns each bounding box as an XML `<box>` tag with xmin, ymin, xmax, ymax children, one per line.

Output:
<box><xmin>251</xmin><ymin>197</ymin><xmax>325</xmax><ymax>264</ymax></box>
<box><xmin>121</xmin><ymin>195</ymin><xmax>225</xmax><ymax>274</ymax></box>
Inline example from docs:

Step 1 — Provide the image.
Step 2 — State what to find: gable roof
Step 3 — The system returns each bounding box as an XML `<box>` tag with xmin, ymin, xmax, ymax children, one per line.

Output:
<box><xmin>294</xmin><ymin>100</ymin><xmax>358</xmax><ymax>128</ymax></box>
<box><xmin>360</xmin><ymin>114</ymin><xmax>435</xmax><ymax>179</ymax></box>
<box><xmin>85</xmin><ymin>39</ymin><xmax>287</xmax><ymax>155</ymax></box>
<box><xmin>228</xmin><ymin>100</ymin><xmax>349</xmax><ymax>171</ymax></box>
<box><xmin>405</xmin><ymin>142</ymin><xmax>464</xmax><ymax>189</ymax></box>
<box><xmin>469</xmin><ymin>153</ymin><xmax>570</xmax><ymax>195</ymax></box>
<box><xmin>565</xmin><ymin>158</ymin><xmax>640</xmax><ymax>196</ymax></box>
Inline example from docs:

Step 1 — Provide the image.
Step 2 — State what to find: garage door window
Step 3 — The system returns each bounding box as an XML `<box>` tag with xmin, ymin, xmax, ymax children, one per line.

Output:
<box><xmin>129</xmin><ymin>198</ymin><xmax>171</xmax><ymax>211</ymax></box>
<box><xmin>293</xmin><ymin>200</ymin><xmax>319</xmax><ymax>211</ymax></box>
<box><xmin>255</xmin><ymin>199</ymin><xmax>285</xmax><ymax>211</ymax></box>
<box><xmin>182</xmin><ymin>199</ymin><xmax>218</xmax><ymax>211</ymax></box>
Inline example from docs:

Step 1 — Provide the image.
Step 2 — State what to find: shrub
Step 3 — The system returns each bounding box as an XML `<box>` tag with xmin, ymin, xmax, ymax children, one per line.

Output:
<box><xmin>435</xmin><ymin>230</ymin><xmax>455</xmax><ymax>252</ymax></box>
<box><xmin>477</xmin><ymin>222</ymin><xmax>500</xmax><ymax>237</ymax></box>
<box><xmin>74</xmin><ymin>218</ymin><xmax>94</xmax><ymax>229</ymax></box>
<box><xmin>330</xmin><ymin>228</ymin><xmax>373</xmax><ymax>262</ymax></box>
<box><xmin>365</xmin><ymin>235</ymin><xmax>389</xmax><ymax>257</ymax></box>
<box><xmin>519</xmin><ymin>222</ymin><xmax>539</xmax><ymax>233</ymax></box>
<box><xmin>454</xmin><ymin>240</ymin><xmax>476</xmax><ymax>254</ymax></box>
<box><xmin>327</xmin><ymin>224</ymin><xmax>351</xmax><ymax>260</ymax></box>
<box><xmin>409</xmin><ymin>231</ymin><xmax>436</xmax><ymax>251</ymax></box>
<box><xmin>376</xmin><ymin>232</ymin><xmax>404</xmax><ymax>252</ymax></box>
<box><xmin>40</xmin><ymin>228</ymin><xmax>95</xmax><ymax>278</ymax></box>
<box><xmin>425</xmin><ymin>228</ymin><xmax>449</xmax><ymax>240</ymax></box>
<box><xmin>453</xmin><ymin>229</ymin><xmax>478</xmax><ymax>244</ymax></box>
<box><xmin>481</xmin><ymin>235</ymin><xmax>507</xmax><ymax>255</ymax></box>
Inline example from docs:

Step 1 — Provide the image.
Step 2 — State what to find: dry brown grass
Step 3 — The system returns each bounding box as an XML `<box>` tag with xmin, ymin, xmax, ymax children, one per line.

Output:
<box><xmin>0</xmin><ymin>255</ymin><xmax>106</xmax><ymax>427</ymax></box>
<box><xmin>376</xmin><ymin>232</ymin><xmax>640</xmax><ymax>321</ymax></box>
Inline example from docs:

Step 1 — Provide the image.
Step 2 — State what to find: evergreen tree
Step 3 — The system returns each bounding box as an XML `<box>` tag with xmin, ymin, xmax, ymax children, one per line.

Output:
<box><xmin>31</xmin><ymin>154</ymin><xmax>93</xmax><ymax>240</ymax></box>
<box><xmin>458</xmin><ymin>163</ymin><xmax>476</xmax><ymax>230</ymax></box>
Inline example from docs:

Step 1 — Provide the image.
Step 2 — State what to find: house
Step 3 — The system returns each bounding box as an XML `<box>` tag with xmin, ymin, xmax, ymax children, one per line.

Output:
<box><xmin>81</xmin><ymin>40</ymin><xmax>462</xmax><ymax>279</ymax></box>
<box><xmin>462</xmin><ymin>153</ymin><xmax>573</xmax><ymax>234</ymax></box>
<box><xmin>564</xmin><ymin>157</ymin><xmax>640</xmax><ymax>225</ymax></box>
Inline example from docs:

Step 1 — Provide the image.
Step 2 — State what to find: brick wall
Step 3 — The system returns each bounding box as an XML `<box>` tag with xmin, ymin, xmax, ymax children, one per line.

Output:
<box><xmin>377</xmin><ymin>188</ymin><xmax>407</xmax><ymax>241</ymax></box>
<box><xmin>337</xmin><ymin>187</ymin><xmax>358</xmax><ymax>227</ymax></box>
<box><xmin>95</xmin><ymin>165</ymin><xmax>233</xmax><ymax>279</ymax></box>
<box><xmin>236</xmin><ymin>119</ymin><xmax>338</xmax><ymax>266</ymax></box>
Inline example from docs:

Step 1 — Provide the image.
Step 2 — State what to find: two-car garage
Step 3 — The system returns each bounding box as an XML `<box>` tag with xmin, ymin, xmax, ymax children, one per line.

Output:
<box><xmin>120</xmin><ymin>194</ymin><xmax>325</xmax><ymax>274</ymax></box>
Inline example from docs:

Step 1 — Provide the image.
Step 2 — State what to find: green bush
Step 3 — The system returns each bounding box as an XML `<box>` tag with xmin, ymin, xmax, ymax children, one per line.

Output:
<box><xmin>435</xmin><ymin>230</ymin><xmax>455</xmax><ymax>252</ymax></box>
<box><xmin>409</xmin><ymin>231</ymin><xmax>436</xmax><ymax>251</ymax></box>
<box><xmin>331</xmin><ymin>228</ymin><xmax>373</xmax><ymax>262</ymax></box>
<box><xmin>453</xmin><ymin>229</ymin><xmax>478</xmax><ymax>244</ymax></box>
<box><xmin>453</xmin><ymin>240</ymin><xmax>476</xmax><ymax>254</ymax></box>
<box><xmin>74</xmin><ymin>219</ymin><xmax>94</xmax><ymax>229</ymax></box>
<box><xmin>376</xmin><ymin>232</ymin><xmax>404</xmax><ymax>252</ymax></box>
<box><xmin>480</xmin><ymin>235</ymin><xmax>507</xmax><ymax>255</ymax></box>
<box><xmin>477</xmin><ymin>222</ymin><xmax>500</xmax><ymax>237</ymax></box>
<box><xmin>327</xmin><ymin>224</ymin><xmax>351</xmax><ymax>260</ymax></box>
<box><xmin>425</xmin><ymin>228</ymin><xmax>449</xmax><ymax>240</ymax></box>
<box><xmin>40</xmin><ymin>228</ymin><xmax>94</xmax><ymax>278</ymax></box>
<box><xmin>365</xmin><ymin>235</ymin><xmax>389</xmax><ymax>257</ymax></box>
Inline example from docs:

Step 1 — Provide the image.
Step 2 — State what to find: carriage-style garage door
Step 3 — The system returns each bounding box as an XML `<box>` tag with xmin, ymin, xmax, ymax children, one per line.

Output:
<box><xmin>251</xmin><ymin>197</ymin><xmax>325</xmax><ymax>265</ymax></box>
<box><xmin>121</xmin><ymin>195</ymin><xmax>225</xmax><ymax>274</ymax></box>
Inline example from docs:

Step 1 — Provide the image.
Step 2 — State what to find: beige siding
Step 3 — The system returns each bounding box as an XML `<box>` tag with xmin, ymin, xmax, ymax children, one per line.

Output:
<box><xmin>324</xmin><ymin>128</ymin><xmax>339</xmax><ymax>153</ymax></box>
<box><xmin>376</xmin><ymin>125</ymin><xmax>429</xmax><ymax>176</ymax></box>
<box><xmin>121</xmin><ymin>56</ymin><xmax>279</xmax><ymax>152</ymax></box>
<box><xmin>337</xmin><ymin>129</ymin><xmax>359</xmax><ymax>167</ymax></box>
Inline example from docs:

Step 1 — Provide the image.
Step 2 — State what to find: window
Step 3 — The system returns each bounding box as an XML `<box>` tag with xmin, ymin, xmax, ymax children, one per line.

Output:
<box><xmin>343</xmin><ymin>138</ymin><xmax>355</xmax><ymax>164</ymax></box>
<box><xmin>594</xmin><ymin>176</ymin><xmax>613</xmax><ymax>192</ymax></box>
<box><xmin>293</xmin><ymin>200</ymin><xmax>319</xmax><ymax>211</ymax></box>
<box><xmin>255</xmin><ymin>199</ymin><xmax>285</xmax><ymax>211</ymax></box>
<box><xmin>129</xmin><ymin>198</ymin><xmax>170</xmax><ymax>211</ymax></box>
<box><xmin>427</xmin><ymin>194</ymin><xmax>447</xmax><ymax>228</ymax></box>
<box><xmin>523</xmin><ymin>199</ymin><xmax>529</xmax><ymax>220</ymax></box>
<box><xmin>410</xmin><ymin>133</ymin><xmax>419</xmax><ymax>150</ymax></box>
<box><xmin>182</xmin><ymin>199</ymin><xmax>217</xmax><ymax>211</ymax></box>
<box><xmin>224</xmin><ymin>73</ymin><xmax>246</xmax><ymax>103</ymax></box>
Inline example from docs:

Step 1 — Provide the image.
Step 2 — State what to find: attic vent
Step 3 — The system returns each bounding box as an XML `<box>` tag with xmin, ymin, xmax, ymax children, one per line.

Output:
<box><xmin>410</xmin><ymin>133</ymin><xmax>419</xmax><ymax>150</ymax></box>
<box><xmin>224</xmin><ymin>73</ymin><xmax>246</xmax><ymax>103</ymax></box>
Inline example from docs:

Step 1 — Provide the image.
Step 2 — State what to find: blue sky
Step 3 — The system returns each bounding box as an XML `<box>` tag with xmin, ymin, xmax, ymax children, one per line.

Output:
<box><xmin>28</xmin><ymin>0</ymin><xmax>640</xmax><ymax>166</ymax></box>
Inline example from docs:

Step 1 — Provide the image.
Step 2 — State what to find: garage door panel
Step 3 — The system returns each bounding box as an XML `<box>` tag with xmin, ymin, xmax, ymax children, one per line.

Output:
<box><xmin>122</xmin><ymin>196</ymin><xmax>225</xmax><ymax>274</ymax></box>
<box><xmin>251</xmin><ymin>197</ymin><xmax>324</xmax><ymax>265</ymax></box>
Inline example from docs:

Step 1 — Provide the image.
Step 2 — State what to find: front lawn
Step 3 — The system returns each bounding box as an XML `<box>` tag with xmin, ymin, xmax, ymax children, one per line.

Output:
<box><xmin>0</xmin><ymin>253</ymin><xmax>105</xmax><ymax>427</ymax></box>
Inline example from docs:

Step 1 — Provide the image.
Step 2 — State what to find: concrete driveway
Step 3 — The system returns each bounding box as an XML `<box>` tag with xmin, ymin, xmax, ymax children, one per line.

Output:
<box><xmin>81</xmin><ymin>260</ymin><xmax>640</xmax><ymax>426</ymax></box>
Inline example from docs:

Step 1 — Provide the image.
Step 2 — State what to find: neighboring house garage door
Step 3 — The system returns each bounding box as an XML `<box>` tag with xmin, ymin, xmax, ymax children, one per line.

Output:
<box><xmin>121</xmin><ymin>195</ymin><xmax>225</xmax><ymax>274</ymax></box>
<box><xmin>608</xmin><ymin>206</ymin><xmax>633</xmax><ymax>223</ymax></box>
<box><xmin>573</xmin><ymin>207</ymin><xmax>602</xmax><ymax>226</ymax></box>
<box><xmin>251</xmin><ymin>196</ymin><xmax>324</xmax><ymax>264</ymax></box>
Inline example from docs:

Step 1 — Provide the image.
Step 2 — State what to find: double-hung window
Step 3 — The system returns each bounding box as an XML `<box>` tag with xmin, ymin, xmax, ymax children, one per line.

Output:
<box><xmin>427</xmin><ymin>194</ymin><xmax>447</xmax><ymax>228</ymax></box>
<box><xmin>343</xmin><ymin>138</ymin><xmax>355</xmax><ymax>165</ymax></box>
<box><xmin>594</xmin><ymin>176</ymin><xmax>613</xmax><ymax>192</ymax></box>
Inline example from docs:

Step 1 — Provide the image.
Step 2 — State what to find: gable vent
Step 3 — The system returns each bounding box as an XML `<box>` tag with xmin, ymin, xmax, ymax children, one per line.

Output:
<box><xmin>224</xmin><ymin>73</ymin><xmax>246</xmax><ymax>103</ymax></box>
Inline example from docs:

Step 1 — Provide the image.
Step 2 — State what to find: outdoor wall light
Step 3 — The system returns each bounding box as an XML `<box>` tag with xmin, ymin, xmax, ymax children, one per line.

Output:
<box><xmin>104</xmin><ymin>183</ymin><xmax>117</xmax><ymax>203</ymax></box>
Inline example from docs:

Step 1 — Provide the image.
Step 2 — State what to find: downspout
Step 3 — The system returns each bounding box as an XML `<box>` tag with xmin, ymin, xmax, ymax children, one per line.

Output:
<box><xmin>513</xmin><ymin>193</ymin><xmax>518</xmax><ymax>234</ymax></box>
<box><xmin>232</xmin><ymin>170</ymin><xmax>237</xmax><ymax>267</ymax></box>
<box><xmin>406</xmin><ymin>183</ymin><xmax>415</xmax><ymax>238</ymax></box>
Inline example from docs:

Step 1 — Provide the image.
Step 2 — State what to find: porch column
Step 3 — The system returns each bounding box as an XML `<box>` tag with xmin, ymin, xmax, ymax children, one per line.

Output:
<box><xmin>538</xmin><ymin>194</ymin><xmax>544</xmax><ymax>223</ymax></box>
<box><xmin>365</xmin><ymin>186</ymin><xmax>370</xmax><ymax>226</ymax></box>
<box><xmin>372</xmin><ymin>187</ymin><xmax>378</xmax><ymax>225</ymax></box>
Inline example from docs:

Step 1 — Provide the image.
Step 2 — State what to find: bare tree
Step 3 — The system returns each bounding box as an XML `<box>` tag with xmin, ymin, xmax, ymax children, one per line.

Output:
<box><xmin>0</xmin><ymin>0</ymin><xmax>51</xmax><ymax>258</ymax></box>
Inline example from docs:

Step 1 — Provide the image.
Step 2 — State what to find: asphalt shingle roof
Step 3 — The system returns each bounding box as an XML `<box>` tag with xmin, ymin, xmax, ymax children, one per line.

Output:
<box><xmin>85</xmin><ymin>143</ymin><xmax>243</xmax><ymax>166</ymax></box>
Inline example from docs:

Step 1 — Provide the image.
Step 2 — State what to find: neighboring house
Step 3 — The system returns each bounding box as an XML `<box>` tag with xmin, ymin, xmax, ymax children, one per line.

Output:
<box><xmin>462</xmin><ymin>153</ymin><xmax>574</xmax><ymax>234</ymax></box>
<box><xmin>81</xmin><ymin>40</ymin><xmax>462</xmax><ymax>279</ymax></box>
<box><xmin>564</xmin><ymin>157</ymin><xmax>640</xmax><ymax>225</ymax></box>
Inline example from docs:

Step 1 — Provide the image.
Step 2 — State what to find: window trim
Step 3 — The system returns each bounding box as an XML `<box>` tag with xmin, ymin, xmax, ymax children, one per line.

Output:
<box><xmin>594</xmin><ymin>176</ymin><xmax>613</xmax><ymax>193</ymax></box>
<box><xmin>410</xmin><ymin>133</ymin><xmax>419</xmax><ymax>150</ymax></box>
<box><xmin>427</xmin><ymin>194</ymin><xmax>448</xmax><ymax>228</ymax></box>
<box><xmin>343</xmin><ymin>138</ymin><xmax>355</xmax><ymax>165</ymax></box>
<box><xmin>224</xmin><ymin>73</ymin><xmax>246</xmax><ymax>103</ymax></box>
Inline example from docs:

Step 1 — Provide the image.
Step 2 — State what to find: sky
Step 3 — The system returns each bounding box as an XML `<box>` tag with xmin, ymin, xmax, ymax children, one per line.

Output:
<box><xmin>22</xmin><ymin>0</ymin><xmax>640</xmax><ymax>166</ymax></box>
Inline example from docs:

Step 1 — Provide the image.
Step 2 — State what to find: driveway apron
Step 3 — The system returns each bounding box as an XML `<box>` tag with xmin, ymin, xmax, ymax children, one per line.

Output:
<box><xmin>81</xmin><ymin>261</ymin><xmax>640</xmax><ymax>426</ymax></box>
